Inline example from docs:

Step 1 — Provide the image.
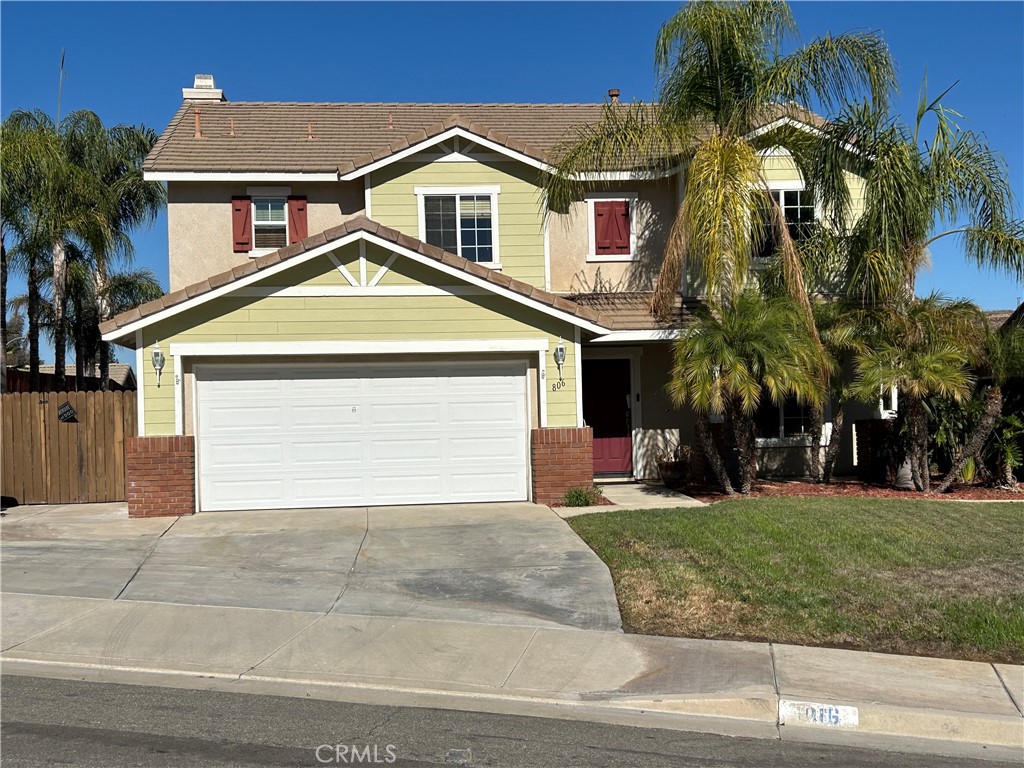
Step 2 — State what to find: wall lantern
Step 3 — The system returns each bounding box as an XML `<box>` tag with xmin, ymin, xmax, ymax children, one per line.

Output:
<box><xmin>553</xmin><ymin>339</ymin><xmax>566</xmax><ymax>382</ymax></box>
<box><xmin>151</xmin><ymin>342</ymin><xmax>166</xmax><ymax>388</ymax></box>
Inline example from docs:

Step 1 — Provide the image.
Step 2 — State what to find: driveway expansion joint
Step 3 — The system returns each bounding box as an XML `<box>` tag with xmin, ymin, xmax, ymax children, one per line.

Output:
<box><xmin>991</xmin><ymin>663</ymin><xmax>1023</xmax><ymax>717</ymax></box>
<box><xmin>113</xmin><ymin>516</ymin><xmax>180</xmax><ymax>601</ymax></box>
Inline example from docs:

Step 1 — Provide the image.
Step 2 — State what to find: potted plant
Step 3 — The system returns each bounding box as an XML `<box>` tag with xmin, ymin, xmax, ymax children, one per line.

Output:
<box><xmin>656</xmin><ymin>444</ymin><xmax>692</xmax><ymax>490</ymax></box>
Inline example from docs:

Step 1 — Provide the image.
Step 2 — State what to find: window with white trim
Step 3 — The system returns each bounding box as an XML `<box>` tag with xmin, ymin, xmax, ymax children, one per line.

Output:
<box><xmin>417</xmin><ymin>189</ymin><xmax>499</xmax><ymax>264</ymax></box>
<box><xmin>253</xmin><ymin>197</ymin><xmax>288</xmax><ymax>249</ymax></box>
<box><xmin>756</xmin><ymin>187</ymin><xmax>816</xmax><ymax>260</ymax></box>
<box><xmin>587</xmin><ymin>194</ymin><xmax>637</xmax><ymax>261</ymax></box>
<box><xmin>755</xmin><ymin>394</ymin><xmax>813</xmax><ymax>440</ymax></box>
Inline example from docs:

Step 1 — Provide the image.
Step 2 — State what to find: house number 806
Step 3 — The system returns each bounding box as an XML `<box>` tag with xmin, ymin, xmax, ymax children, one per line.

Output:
<box><xmin>551</xmin><ymin>379</ymin><xmax>566</xmax><ymax>391</ymax></box>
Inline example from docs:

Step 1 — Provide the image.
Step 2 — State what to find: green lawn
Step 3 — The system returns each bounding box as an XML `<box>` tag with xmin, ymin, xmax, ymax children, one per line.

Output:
<box><xmin>568</xmin><ymin>498</ymin><xmax>1024</xmax><ymax>663</ymax></box>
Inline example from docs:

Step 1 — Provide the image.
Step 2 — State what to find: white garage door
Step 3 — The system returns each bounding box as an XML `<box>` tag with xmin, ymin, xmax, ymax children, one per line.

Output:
<box><xmin>196</xmin><ymin>362</ymin><xmax>528</xmax><ymax>511</ymax></box>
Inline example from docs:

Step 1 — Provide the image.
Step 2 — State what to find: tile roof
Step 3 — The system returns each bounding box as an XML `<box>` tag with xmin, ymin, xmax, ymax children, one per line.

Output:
<box><xmin>99</xmin><ymin>217</ymin><xmax>617</xmax><ymax>339</ymax></box>
<box><xmin>144</xmin><ymin>101</ymin><xmax>829</xmax><ymax>174</ymax></box>
<box><xmin>570</xmin><ymin>292</ymin><xmax>703</xmax><ymax>331</ymax></box>
<box><xmin>37</xmin><ymin>363</ymin><xmax>136</xmax><ymax>386</ymax></box>
<box><xmin>145</xmin><ymin>102</ymin><xmax>613</xmax><ymax>173</ymax></box>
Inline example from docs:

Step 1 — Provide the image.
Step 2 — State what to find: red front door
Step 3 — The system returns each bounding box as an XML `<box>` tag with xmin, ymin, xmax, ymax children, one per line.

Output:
<box><xmin>582</xmin><ymin>358</ymin><xmax>633</xmax><ymax>474</ymax></box>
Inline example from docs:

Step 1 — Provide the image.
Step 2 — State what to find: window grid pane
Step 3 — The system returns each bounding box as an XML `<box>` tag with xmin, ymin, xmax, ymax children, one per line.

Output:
<box><xmin>424</xmin><ymin>196</ymin><xmax>458</xmax><ymax>254</ymax></box>
<box><xmin>459</xmin><ymin>195</ymin><xmax>493</xmax><ymax>263</ymax></box>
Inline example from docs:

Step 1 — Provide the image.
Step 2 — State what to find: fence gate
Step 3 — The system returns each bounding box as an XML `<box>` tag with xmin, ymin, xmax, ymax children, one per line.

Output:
<box><xmin>1</xmin><ymin>390</ymin><xmax>137</xmax><ymax>505</ymax></box>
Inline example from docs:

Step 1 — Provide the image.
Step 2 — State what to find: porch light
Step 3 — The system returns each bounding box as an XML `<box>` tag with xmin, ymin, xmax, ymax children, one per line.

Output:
<box><xmin>151</xmin><ymin>342</ymin><xmax>166</xmax><ymax>388</ymax></box>
<box><xmin>553</xmin><ymin>339</ymin><xmax>566</xmax><ymax>382</ymax></box>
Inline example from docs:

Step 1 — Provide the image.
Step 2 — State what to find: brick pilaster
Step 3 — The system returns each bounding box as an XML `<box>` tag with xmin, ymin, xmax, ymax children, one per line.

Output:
<box><xmin>530</xmin><ymin>427</ymin><xmax>593</xmax><ymax>505</ymax></box>
<box><xmin>126</xmin><ymin>436</ymin><xmax>196</xmax><ymax>517</ymax></box>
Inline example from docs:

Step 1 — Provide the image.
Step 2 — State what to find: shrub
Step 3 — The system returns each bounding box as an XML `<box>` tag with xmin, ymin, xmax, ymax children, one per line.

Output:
<box><xmin>562</xmin><ymin>485</ymin><xmax>603</xmax><ymax>507</ymax></box>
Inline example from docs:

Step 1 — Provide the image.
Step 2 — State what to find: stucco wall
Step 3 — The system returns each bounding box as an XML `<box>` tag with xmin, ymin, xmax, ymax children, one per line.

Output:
<box><xmin>167</xmin><ymin>180</ymin><xmax>365</xmax><ymax>290</ymax></box>
<box><xmin>548</xmin><ymin>181</ymin><xmax>678</xmax><ymax>294</ymax></box>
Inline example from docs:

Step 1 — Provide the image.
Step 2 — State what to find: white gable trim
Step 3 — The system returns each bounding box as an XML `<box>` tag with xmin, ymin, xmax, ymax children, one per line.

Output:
<box><xmin>338</xmin><ymin>127</ymin><xmax>548</xmax><ymax>180</ymax></box>
<box><xmin>101</xmin><ymin>230</ymin><xmax>611</xmax><ymax>344</ymax></box>
<box><xmin>169</xmin><ymin>339</ymin><xmax>549</xmax><ymax>357</ymax></box>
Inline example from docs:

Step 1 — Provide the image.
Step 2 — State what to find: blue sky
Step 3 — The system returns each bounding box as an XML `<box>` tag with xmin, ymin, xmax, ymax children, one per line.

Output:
<box><xmin>2</xmin><ymin>1</ymin><xmax>1022</xmax><ymax>364</ymax></box>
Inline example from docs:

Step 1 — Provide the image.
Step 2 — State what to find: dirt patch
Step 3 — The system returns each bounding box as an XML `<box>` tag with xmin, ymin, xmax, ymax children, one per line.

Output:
<box><xmin>687</xmin><ymin>478</ymin><xmax>1024</xmax><ymax>503</ymax></box>
<box><xmin>616</xmin><ymin>569</ymin><xmax>748</xmax><ymax>636</ymax></box>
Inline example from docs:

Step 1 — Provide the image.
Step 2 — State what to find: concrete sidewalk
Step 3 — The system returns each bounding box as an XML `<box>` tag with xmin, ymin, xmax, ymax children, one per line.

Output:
<box><xmin>2</xmin><ymin>591</ymin><xmax>1020</xmax><ymax>762</ymax></box>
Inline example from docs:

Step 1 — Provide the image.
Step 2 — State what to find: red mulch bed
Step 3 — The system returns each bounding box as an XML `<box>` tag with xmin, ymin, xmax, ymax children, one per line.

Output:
<box><xmin>687</xmin><ymin>478</ymin><xmax>1024</xmax><ymax>503</ymax></box>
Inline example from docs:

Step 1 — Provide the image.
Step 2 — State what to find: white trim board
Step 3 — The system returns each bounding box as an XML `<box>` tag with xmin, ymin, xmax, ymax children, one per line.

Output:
<box><xmin>170</xmin><ymin>339</ymin><xmax>549</xmax><ymax>357</ymax></box>
<box><xmin>145</xmin><ymin>171</ymin><xmax>340</xmax><ymax>182</ymax></box>
<box><xmin>100</xmin><ymin>228</ymin><xmax>612</xmax><ymax>344</ymax></box>
<box><xmin>135</xmin><ymin>332</ymin><xmax>146</xmax><ymax>435</ymax></box>
<box><xmin>591</xmin><ymin>329</ymin><xmax>683</xmax><ymax>343</ymax></box>
<box><xmin>234</xmin><ymin>285</ymin><xmax>489</xmax><ymax>298</ymax></box>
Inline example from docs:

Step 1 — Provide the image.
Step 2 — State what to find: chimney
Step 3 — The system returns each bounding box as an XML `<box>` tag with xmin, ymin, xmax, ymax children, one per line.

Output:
<box><xmin>608</xmin><ymin>88</ymin><xmax>620</xmax><ymax>104</ymax></box>
<box><xmin>183</xmin><ymin>74</ymin><xmax>226</xmax><ymax>102</ymax></box>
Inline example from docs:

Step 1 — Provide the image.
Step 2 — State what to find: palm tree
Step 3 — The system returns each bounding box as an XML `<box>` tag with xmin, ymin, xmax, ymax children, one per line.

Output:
<box><xmin>4</xmin><ymin>109</ymin><xmax>115</xmax><ymax>391</ymax></box>
<box><xmin>544</xmin><ymin>0</ymin><xmax>895</xmax><ymax>313</ymax></box>
<box><xmin>853</xmin><ymin>295</ymin><xmax>984</xmax><ymax>492</ymax></box>
<box><xmin>12</xmin><ymin>262</ymin><xmax>162</xmax><ymax>389</ymax></box>
<box><xmin>2</xmin><ymin>110</ymin><xmax>164</xmax><ymax>391</ymax></box>
<box><xmin>670</xmin><ymin>290</ymin><xmax>821</xmax><ymax>494</ymax></box>
<box><xmin>802</xmin><ymin>83</ymin><xmax>1024</xmax><ymax>306</ymax></box>
<box><xmin>933</xmin><ymin>318</ymin><xmax>1024</xmax><ymax>493</ymax></box>
<box><xmin>64</xmin><ymin>114</ymin><xmax>163</xmax><ymax>388</ymax></box>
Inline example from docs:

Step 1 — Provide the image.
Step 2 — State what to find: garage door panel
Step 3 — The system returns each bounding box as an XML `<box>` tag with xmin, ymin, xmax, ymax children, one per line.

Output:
<box><xmin>291</xmin><ymin>439</ymin><xmax>364</xmax><ymax>467</ymax></box>
<box><xmin>448</xmin><ymin>471</ymin><xmax>524</xmax><ymax>498</ymax></box>
<box><xmin>448</xmin><ymin>435</ymin><xmax>523</xmax><ymax>460</ymax></box>
<box><xmin>369</xmin><ymin>437</ymin><xmax>443</xmax><ymax>462</ymax></box>
<box><xmin>448</xmin><ymin>399</ymin><xmax>524</xmax><ymax>427</ymax></box>
<box><xmin>291</xmin><ymin>404</ymin><xmax>361</xmax><ymax>430</ymax></box>
<box><xmin>197</xmin><ymin>362</ymin><xmax>528</xmax><ymax>511</ymax></box>
<box><xmin>369</xmin><ymin>402</ymin><xmax>443</xmax><ymax>427</ymax></box>
<box><xmin>291</xmin><ymin>476</ymin><xmax>365</xmax><ymax>505</ymax></box>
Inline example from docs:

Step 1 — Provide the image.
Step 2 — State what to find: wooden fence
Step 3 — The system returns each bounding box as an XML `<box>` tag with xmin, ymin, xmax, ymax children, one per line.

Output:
<box><xmin>1</xmin><ymin>390</ymin><xmax>137</xmax><ymax>505</ymax></box>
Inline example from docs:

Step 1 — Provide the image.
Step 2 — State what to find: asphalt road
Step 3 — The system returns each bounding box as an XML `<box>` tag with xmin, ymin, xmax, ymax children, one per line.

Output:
<box><xmin>1</xmin><ymin>675</ymin><xmax>1014</xmax><ymax>768</ymax></box>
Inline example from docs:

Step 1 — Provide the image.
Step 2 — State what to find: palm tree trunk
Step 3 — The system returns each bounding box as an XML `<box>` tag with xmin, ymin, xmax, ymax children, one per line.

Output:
<box><xmin>95</xmin><ymin>267</ymin><xmax>111</xmax><ymax>391</ymax></box>
<box><xmin>821</xmin><ymin>407</ymin><xmax>845</xmax><ymax>483</ymax></box>
<box><xmin>934</xmin><ymin>387</ymin><xmax>1002</xmax><ymax>494</ymax></box>
<box><xmin>904</xmin><ymin>398</ymin><xmax>927</xmax><ymax>492</ymax></box>
<box><xmin>0</xmin><ymin>236</ymin><xmax>7</xmax><ymax>394</ymax></box>
<box><xmin>696</xmin><ymin>416</ymin><xmax>735</xmax><ymax>496</ymax></box>
<box><xmin>729</xmin><ymin>398</ymin><xmax>757</xmax><ymax>495</ymax></box>
<box><xmin>809</xmin><ymin>403</ymin><xmax>825</xmax><ymax>481</ymax></box>
<box><xmin>27</xmin><ymin>254</ymin><xmax>41</xmax><ymax>391</ymax></box>
<box><xmin>51</xmin><ymin>241</ymin><xmax>68</xmax><ymax>391</ymax></box>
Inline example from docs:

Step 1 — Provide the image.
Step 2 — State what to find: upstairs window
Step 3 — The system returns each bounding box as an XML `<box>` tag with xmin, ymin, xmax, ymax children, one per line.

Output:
<box><xmin>253</xmin><ymin>197</ymin><xmax>287</xmax><ymax>249</ymax></box>
<box><xmin>587</xmin><ymin>194</ymin><xmax>637</xmax><ymax>261</ymax></box>
<box><xmin>755</xmin><ymin>188</ymin><xmax>816</xmax><ymax>260</ymax></box>
<box><xmin>232</xmin><ymin>193</ymin><xmax>307</xmax><ymax>254</ymax></box>
<box><xmin>416</xmin><ymin>187</ymin><xmax>500</xmax><ymax>264</ymax></box>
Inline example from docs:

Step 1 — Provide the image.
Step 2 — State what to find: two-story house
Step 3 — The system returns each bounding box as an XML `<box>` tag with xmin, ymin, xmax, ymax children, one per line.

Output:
<box><xmin>101</xmin><ymin>75</ymin><xmax>866</xmax><ymax>514</ymax></box>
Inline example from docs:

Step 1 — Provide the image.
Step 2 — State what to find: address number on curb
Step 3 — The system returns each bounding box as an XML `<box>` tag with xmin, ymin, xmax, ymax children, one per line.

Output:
<box><xmin>779</xmin><ymin>699</ymin><xmax>859</xmax><ymax>729</ymax></box>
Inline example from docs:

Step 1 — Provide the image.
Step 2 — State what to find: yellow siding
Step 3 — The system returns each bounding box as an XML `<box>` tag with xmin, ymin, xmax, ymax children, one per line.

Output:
<box><xmin>368</xmin><ymin>157</ymin><xmax>546</xmax><ymax>288</ymax></box>
<box><xmin>140</xmin><ymin>241</ymin><xmax>578</xmax><ymax>433</ymax></box>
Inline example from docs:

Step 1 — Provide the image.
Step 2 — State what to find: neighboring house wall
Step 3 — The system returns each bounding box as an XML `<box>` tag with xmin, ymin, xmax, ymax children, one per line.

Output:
<box><xmin>167</xmin><ymin>180</ymin><xmax>365</xmax><ymax>290</ymax></box>
<box><xmin>367</xmin><ymin>156</ymin><xmax>546</xmax><ymax>288</ymax></box>
<box><xmin>138</xmin><ymin>241</ymin><xmax>580</xmax><ymax>435</ymax></box>
<box><xmin>548</xmin><ymin>180</ymin><xmax>679</xmax><ymax>294</ymax></box>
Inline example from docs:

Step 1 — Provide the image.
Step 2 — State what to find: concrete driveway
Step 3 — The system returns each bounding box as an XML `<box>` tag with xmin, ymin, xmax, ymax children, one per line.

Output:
<box><xmin>0</xmin><ymin>502</ymin><xmax>621</xmax><ymax>631</ymax></box>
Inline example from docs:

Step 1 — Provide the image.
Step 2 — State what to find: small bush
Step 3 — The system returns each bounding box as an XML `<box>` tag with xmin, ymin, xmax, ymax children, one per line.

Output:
<box><xmin>562</xmin><ymin>485</ymin><xmax>603</xmax><ymax>507</ymax></box>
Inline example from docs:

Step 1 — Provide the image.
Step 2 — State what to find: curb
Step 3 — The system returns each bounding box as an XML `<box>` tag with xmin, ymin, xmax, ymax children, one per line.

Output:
<box><xmin>3</xmin><ymin>655</ymin><xmax>1020</xmax><ymax>763</ymax></box>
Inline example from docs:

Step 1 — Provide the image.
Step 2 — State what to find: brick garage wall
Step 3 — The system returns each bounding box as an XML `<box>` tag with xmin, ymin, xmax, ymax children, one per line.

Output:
<box><xmin>126</xmin><ymin>436</ymin><xmax>196</xmax><ymax>517</ymax></box>
<box><xmin>531</xmin><ymin>427</ymin><xmax>593</xmax><ymax>505</ymax></box>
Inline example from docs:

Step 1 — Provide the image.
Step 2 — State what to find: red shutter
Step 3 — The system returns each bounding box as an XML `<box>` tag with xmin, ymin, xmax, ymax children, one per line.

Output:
<box><xmin>287</xmin><ymin>196</ymin><xmax>308</xmax><ymax>244</ymax></box>
<box><xmin>231</xmin><ymin>196</ymin><xmax>252</xmax><ymax>253</ymax></box>
<box><xmin>594</xmin><ymin>200</ymin><xmax>630</xmax><ymax>255</ymax></box>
